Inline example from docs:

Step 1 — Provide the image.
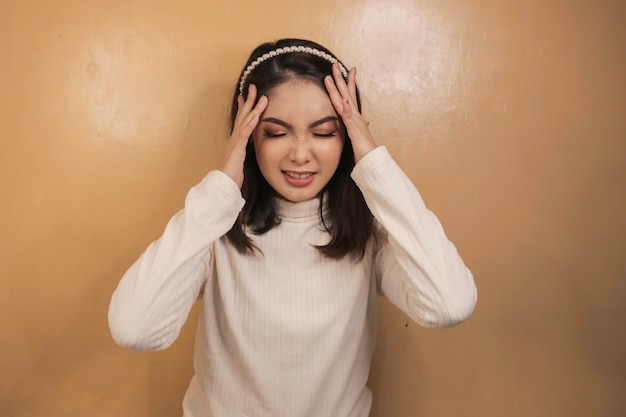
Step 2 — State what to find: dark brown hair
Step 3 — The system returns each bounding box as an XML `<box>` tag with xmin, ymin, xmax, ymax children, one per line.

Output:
<box><xmin>226</xmin><ymin>38</ymin><xmax>375</xmax><ymax>260</ymax></box>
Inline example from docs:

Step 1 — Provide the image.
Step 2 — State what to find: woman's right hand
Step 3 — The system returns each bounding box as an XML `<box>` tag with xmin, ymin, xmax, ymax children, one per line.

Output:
<box><xmin>220</xmin><ymin>84</ymin><xmax>268</xmax><ymax>188</ymax></box>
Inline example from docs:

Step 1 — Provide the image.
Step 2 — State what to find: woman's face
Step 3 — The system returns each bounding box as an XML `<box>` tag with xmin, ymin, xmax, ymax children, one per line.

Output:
<box><xmin>252</xmin><ymin>79</ymin><xmax>345</xmax><ymax>203</ymax></box>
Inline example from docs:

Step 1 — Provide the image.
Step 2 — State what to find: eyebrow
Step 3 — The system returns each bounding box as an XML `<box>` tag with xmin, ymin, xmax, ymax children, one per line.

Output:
<box><xmin>261</xmin><ymin>116</ymin><xmax>339</xmax><ymax>129</ymax></box>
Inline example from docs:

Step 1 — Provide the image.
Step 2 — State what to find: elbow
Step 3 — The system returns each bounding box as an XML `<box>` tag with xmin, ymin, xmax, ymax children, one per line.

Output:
<box><xmin>109</xmin><ymin>323</ymin><xmax>145</xmax><ymax>352</ymax></box>
<box><xmin>439</xmin><ymin>266</ymin><xmax>477</xmax><ymax>327</ymax></box>
<box><xmin>108</xmin><ymin>322</ymin><xmax>143</xmax><ymax>352</ymax></box>
<box><xmin>444</xmin><ymin>285</ymin><xmax>477</xmax><ymax>327</ymax></box>
<box><xmin>418</xmin><ymin>297</ymin><xmax>476</xmax><ymax>328</ymax></box>
<box><xmin>108</xmin><ymin>304</ymin><xmax>175</xmax><ymax>352</ymax></box>
<box><xmin>416</xmin><ymin>272</ymin><xmax>478</xmax><ymax>329</ymax></box>
<box><xmin>108</xmin><ymin>312</ymin><xmax>149</xmax><ymax>351</ymax></box>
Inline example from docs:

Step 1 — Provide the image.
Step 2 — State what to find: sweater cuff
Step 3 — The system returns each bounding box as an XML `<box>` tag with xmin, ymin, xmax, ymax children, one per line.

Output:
<box><xmin>351</xmin><ymin>146</ymin><xmax>392</xmax><ymax>181</ymax></box>
<box><xmin>185</xmin><ymin>170</ymin><xmax>245</xmax><ymax>225</ymax></box>
<box><xmin>197</xmin><ymin>170</ymin><xmax>242</xmax><ymax>200</ymax></box>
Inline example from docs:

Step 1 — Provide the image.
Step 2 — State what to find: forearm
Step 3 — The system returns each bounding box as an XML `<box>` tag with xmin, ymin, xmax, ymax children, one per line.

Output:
<box><xmin>351</xmin><ymin>146</ymin><xmax>477</xmax><ymax>327</ymax></box>
<box><xmin>108</xmin><ymin>170</ymin><xmax>244</xmax><ymax>350</ymax></box>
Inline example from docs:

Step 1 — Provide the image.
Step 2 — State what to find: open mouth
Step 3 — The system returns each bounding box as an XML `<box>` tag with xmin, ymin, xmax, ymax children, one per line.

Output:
<box><xmin>284</xmin><ymin>171</ymin><xmax>314</xmax><ymax>179</ymax></box>
<box><xmin>282</xmin><ymin>171</ymin><xmax>316</xmax><ymax>186</ymax></box>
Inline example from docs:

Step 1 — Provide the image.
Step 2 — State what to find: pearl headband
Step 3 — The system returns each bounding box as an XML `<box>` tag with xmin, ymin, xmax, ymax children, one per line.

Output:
<box><xmin>238</xmin><ymin>45</ymin><xmax>349</xmax><ymax>95</ymax></box>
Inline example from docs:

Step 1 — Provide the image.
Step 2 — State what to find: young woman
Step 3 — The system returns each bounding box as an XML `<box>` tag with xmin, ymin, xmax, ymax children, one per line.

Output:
<box><xmin>109</xmin><ymin>38</ymin><xmax>477</xmax><ymax>417</ymax></box>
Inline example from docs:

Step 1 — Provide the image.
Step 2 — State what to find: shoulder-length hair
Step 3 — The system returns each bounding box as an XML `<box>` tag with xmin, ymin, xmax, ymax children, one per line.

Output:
<box><xmin>226</xmin><ymin>38</ymin><xmax>375</xmax><ymax>260</ymax></box>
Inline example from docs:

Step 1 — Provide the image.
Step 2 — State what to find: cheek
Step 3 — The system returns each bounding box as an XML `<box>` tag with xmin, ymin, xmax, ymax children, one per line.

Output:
<box><xmin>318</xmin><ymin>137</ymin><xmax>345</xmax><ymax>166</ymax></box>
<box><xmin>253</xmin><ymin>145</ymin><xmax>270</xmax><ymax>171</ymax></box>
<box><xmin>253</xmin><ymin>140</ymin><xmax>285</xmax><ymax>172</ymax></box>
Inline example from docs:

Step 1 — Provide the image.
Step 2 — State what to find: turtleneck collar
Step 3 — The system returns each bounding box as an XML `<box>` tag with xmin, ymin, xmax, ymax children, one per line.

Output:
<box><xmin>274</xmin><ymin>195</ymin><xmax>329</xmax><ymax>223</ymax></box>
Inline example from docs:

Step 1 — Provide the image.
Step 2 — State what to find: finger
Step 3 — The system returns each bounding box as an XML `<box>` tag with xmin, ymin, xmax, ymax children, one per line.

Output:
<box><xmin>241</xmin><ymin>84</ymin><xmax>258</xmax><ymax>113</ymax></box>
<box><xmin>252</xmin><ymin>94</ymin><xmax>269</xmax><ymax>121</ymax></box>
<box><xmin>234</xmin><ymin>84</ymin><xmax>259</xmax><ymax>127</ymax></box>
<box><xmin>331</xmin><ymin>63</ymin><xmax>352</xmax><ymax>102</ymax></box>
<box><xmin>234</xmin><ymin>94</ymin><xmax>246</xmax><ymax>125</ymax></box>
<box><xmin>244</xmin><ymin>94</ymin><xmax>268</xmax><ymax>129</ymax></box>
<box><xmin>347</xmin><ymin>67</ymin><xmax>357</xmax><ymax>103</ymax></box>
<box><xmin>238</xmin><ymin>95</ymin><xmax>268</xmax><ymax>139</ymax></box>
<box><xmin>332</xmin><ymin>65</ymin><xmax>361</xmax><ymax>122</ymax></box>
<box><xmin>340</xmin><ymin>97</ymin><xmax>356</xmax><ymax>123</ymax></box>
<box><xmin>324</xmin><ymin>75</ymin><xmax>346</xmax><ymax>116</ymax></box>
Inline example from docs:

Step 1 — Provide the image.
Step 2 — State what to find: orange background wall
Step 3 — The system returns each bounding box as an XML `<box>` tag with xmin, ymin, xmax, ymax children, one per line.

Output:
<box><xmin>1</xmin><ymin>1</ymin><xmax>625</xmax><ymax>416</ymax></box>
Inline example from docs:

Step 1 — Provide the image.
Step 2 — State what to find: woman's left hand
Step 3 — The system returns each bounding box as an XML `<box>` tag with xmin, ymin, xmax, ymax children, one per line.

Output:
<box><xmin>324</xmin><ymin>63</ymin><xmax>377</xmax><ymax>163</ymax></box>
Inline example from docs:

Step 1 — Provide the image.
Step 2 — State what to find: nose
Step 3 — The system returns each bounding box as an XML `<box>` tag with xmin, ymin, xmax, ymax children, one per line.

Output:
<box><xmin>289</xmin><ymin>135</ymin><xmax>311</xmax><ymax>164</ymax></box>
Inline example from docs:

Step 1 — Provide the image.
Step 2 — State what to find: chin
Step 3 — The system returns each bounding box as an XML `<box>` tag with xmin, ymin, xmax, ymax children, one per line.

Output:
<box><xmin>279</xmin><ymin>189</ymin><xmax>319</xmax><ymax>203</ymax></box>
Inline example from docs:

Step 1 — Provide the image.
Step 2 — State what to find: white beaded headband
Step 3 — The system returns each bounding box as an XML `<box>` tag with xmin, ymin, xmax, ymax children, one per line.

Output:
<box><xmin>238</xmin><ymin>45</ymin><xmax>349</xmax><ymax>95</ymax></box>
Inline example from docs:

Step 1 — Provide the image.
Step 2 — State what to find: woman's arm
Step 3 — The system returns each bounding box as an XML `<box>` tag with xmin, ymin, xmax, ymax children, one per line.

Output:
<box><xmin>108</xmin><ymin>171</ymin><xmax>244</xmax><ymax>351</ymax></box>
<box><xmin>351</xmin><ymin>146</ymin><xmax>477</xmax><ymax>328</ymax></box>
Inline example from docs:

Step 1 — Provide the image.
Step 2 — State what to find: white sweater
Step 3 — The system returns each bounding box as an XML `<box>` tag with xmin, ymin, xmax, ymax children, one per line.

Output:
<box><xmin>108</xmin><ymin>146</ymin><xmax>477</xmax><ymax>417</ymax></box>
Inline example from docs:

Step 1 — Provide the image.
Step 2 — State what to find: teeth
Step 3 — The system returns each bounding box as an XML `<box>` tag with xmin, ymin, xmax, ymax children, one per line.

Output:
<box><xmin>285</xmin><ymin>172</ymin><xmax>313</xmax><ymax>179</ymax></box>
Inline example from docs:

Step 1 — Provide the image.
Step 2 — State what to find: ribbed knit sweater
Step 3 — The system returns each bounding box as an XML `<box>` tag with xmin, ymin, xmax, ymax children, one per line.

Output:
<box><xmin>108</xmin><ymin>146</ymin><xmax>477</xmax><ymax>417</ymax></box>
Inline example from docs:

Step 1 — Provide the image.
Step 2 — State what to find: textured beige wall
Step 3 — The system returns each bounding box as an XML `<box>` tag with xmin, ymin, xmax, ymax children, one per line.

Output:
<box><xmin>1</xmin><ymin>1</ymin><xmax>625</xmax><ymax>416</ymax></box>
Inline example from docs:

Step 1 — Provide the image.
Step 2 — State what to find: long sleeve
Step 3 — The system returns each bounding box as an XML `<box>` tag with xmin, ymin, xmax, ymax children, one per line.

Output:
<box><xmin>351</xmin><ymin>146</ymin><xmax>477</xmax><ymax>328</ymax></box>
<box><xmin>108</xmin><ymin>170</ymin><xmax>245</xmax><ymax>351</ymax></box>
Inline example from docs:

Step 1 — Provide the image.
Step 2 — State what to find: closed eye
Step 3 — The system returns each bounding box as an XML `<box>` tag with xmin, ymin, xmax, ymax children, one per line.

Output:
<box><xmin>263</xmin><ymin>130</ymin><xmax>287</xmax><ymax>138</ymax></box>
<box><xmin>313</xmin><ymin>131</ymin><xmax>338</xmax><ymax>138</ymax></box>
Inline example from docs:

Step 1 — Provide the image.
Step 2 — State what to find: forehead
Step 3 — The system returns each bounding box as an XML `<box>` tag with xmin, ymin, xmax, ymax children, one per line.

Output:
<box><xmin>264</xmin><ymin>79</ymin><xmax>336</xmax><ymax>118</ymax></box>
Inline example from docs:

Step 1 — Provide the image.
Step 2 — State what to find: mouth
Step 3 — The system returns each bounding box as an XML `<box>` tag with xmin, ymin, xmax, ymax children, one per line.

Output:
<box><xmin>282</xmin><ymin>170</ymin><xmax>316</xmax><ymax>186</ymax></box>
<box><xmin>284</xmin><ymin>171</ymin><xmax>314</xmax><ymax>179</ymax></box>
